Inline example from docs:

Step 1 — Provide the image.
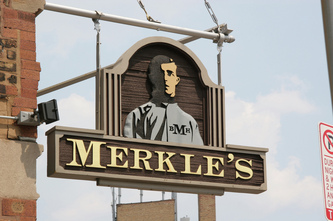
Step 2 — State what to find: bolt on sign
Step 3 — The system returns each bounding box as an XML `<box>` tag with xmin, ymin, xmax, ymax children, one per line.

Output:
<box><xmin>46</xmin><ymin>37</ymin><xmax>268</xmax><ymax>195</ymax></box>
<box><xmin>319</xmin><ymin>122</ymin><xmax>333</xmax><ymax>220</ymax></box>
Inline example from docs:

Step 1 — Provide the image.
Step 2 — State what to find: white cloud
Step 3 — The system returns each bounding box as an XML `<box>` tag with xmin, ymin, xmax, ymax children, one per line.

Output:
<box><xmin>219</xmin><ymin>77</ymin><xmax>321</xmax><ymax>220</ymax></box>
<box><xmin>265</xmin><ymin>157</ymin><xmax>321</xmax><ymax>211</ymax></box>
<box><xmin>226</xmin><ymin>77</ymin><xmax>316</xmax><ymax>153</ymax></box>
<box><xmin>57</xmin><ymin>93</ymin><xmax>95</xmax><ymax>129</ymax></box>
<box><xmin>37</xmin><ymin>14</ymin><xmax>92</xmax><ymax>58</ymax></box>
<box><xmin>256</xmin><ymin>89</ymin><xmax>316</xmax><ymax>115</ymax></box>
<box><xmin>217</xmin><ymin>158</ymin><xmax>322</xmax><ymax>220</ymax></box>
<box><xmin>277</xmin><ymin>75</ymin><xmax>307</xmax><ymax>89</ymax></box>
<box><xmin>50</xmin><ymin>190</ymin><xmax>111</xmax><ymax>221</ymax></box>
<box><xmin>226</xmin><ymin>90</ymin><xmax>282</xmax><ymax>153</ymax></box>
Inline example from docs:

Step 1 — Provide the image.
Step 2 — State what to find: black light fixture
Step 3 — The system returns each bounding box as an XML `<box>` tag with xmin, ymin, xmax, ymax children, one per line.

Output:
<box><xmin>37</xmin><ymin>99</ymin><xmax>59</xmax><ymax>124</ymax></box>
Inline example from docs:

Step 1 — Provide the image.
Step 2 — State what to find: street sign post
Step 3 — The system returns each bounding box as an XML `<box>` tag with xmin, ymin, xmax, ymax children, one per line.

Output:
<box><xmin>319</xmin><ymin>122</ymin><xmax>333</xmax><ymax>221</ymax></box>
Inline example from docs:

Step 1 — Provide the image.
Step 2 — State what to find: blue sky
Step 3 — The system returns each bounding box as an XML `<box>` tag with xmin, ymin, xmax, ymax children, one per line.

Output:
<box><xmin>36</xmin><ymin>1</ymin><xmax>329</xmax><ymax>220</ymax></box>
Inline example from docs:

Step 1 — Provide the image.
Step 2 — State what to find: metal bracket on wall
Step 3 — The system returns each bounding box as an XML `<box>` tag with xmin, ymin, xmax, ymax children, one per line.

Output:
<box><xmin>0</xmin><ymin>111</ymin><xmax>39</xmax><ymax>126</ymax></box>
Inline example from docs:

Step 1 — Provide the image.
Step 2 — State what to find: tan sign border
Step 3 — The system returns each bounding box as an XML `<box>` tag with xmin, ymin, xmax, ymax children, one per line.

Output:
<box><xmin>46</xmin><ymin>126</ymin><xmax>267</xmax><ymax>195</ymax></box>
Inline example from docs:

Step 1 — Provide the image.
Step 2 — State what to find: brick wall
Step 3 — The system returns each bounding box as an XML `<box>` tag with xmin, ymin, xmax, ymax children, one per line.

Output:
<box><xmin>0</xmin><ymin>1</ymin><xmax>44</xmax><ymax>221</ymax></box>
<box><xmin>0</xmin><ymin>198</ymin><xmax>36</xmax><ymax>221</ymax></box>
<box><xmin>198</xmin><ymin>194</ymin><xmax>216</xmax><ymax>221</ymax></box>
<box><xmin>117</xmin><ymin>200</ymin><xmax>175</xmax><ymax>221</ymax></box>
<box><xmin>0</xmin><ymin>0</ymin><xmax>41</xmax><ymax>140</ymax></box>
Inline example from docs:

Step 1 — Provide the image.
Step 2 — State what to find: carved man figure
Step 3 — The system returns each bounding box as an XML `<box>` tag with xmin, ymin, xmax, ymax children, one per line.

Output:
<box><xmin>124</xmin><ymin>55</ymin><xmax>203</xmax><ymax>145</ymax></box>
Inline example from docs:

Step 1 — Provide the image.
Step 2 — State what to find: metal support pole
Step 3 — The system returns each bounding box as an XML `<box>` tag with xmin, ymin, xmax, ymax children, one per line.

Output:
<box><xmin>111</xmin><ymin>187</ymin><xmax>116</xmax><ymax>221</ymax></box>
<box><xmin>93</xmin><ymin>17</ymin><xmax>102</xmax><ymax>130</ymax></box>
<box><xmin>36</xmin><ymin>69</ymin><xmax>97</xmax><ymax>97</ymax></box>
<box><xmin>172</xmin><ymin>192</ymin><xmax>177</xmax><ymax>221</ymax></box>
<box><xmin>321</xmin><ymin>0</ymin><xmax>333</xmax><ymax>112</ymax></box>
<box><xmin>118</xmin><ymin>188</ymin><xmax>121</xmax><ymax>204</ymax></box>
<box><xmin>0</xmin><ymin>115</ymin><xmax>18</xmax><ymax>120</ymax></box>
<box><xmin>44</xmin><ymin>3</ymin><xmax>234</xmax><ymax>43</ymax></box>
<box><xmin>140</xmin><ymin>190</ymin><xmax>143</xmax><ymax>203</ymax></box>
<box><xmin>178</xmin><ymin>25</ymin><xmax>224</xmax><ymax>44</ymax></box>
<box><xmin>217</xmin><ymin>51</ymin><xmax>222</xmax><ymax>86</ymax></box>
<box><xmin>162</xmin><ymin>191</ymin><xmax>165</xmax><ymax>200</ymax></box>
<box><xmin>216</xmin><ymin>37</ymin><xmax>223</xmax><ymax>86</ymax></box>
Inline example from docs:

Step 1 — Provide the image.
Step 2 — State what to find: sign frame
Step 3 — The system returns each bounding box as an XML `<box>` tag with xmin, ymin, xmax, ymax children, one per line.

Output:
<box><xmin>46</xmin><ymin>126</ymin><xmax>268</xmax><ymax>195</ymax></box>
<box><xmin>46</xmin><ymin>36</ymin><xmax>268</xmax><ymax>196</ymax></box>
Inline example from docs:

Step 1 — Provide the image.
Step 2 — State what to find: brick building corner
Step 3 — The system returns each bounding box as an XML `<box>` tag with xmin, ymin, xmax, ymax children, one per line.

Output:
<box><xmin>198</xmin><ymin>194</ymin><xmax>216</xmax><ymax>221</ymax></box>
<box><xmin>0</xmin><ymin>0</ymin><xmax>45</xmax><ymax>220</ymax></box>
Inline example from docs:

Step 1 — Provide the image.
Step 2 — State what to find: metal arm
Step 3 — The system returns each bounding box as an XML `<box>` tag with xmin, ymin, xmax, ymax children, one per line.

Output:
<box><xmin>44</xmin><ymin>2</ymin><xmax>234</xmax><ymax>43</ymax></box>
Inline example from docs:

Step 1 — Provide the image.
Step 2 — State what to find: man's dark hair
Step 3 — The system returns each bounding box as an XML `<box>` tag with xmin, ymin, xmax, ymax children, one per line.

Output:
<box><xmin>147</xmin><ymin>55</ymin><xmax>174</xmax><ymax>102</ymax></box>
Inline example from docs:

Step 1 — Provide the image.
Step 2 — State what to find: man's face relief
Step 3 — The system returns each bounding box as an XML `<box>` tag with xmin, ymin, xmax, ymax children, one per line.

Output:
<box><xmin>161</xmin><ymin>61</ymin><xmax>180</xmax><ymax>97</ymax></box>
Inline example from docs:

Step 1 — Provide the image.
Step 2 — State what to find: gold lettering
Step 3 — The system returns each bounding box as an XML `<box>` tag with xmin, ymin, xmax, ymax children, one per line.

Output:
<box><xmin>235</xmin><ymin>159</ymin><xmax>253</xmax><ymax>180</ymax></box>
<box><xmin>203</xmin><ymin>156</ymin><xmax>224</xmax><ymax>177</ymax></box>
<box><xmin>107</xmin><ymin>146</ymin><xmax>128</xmax><ymax>168</ymax></box>
<box><xmin>66</xmin><ymin>138</ymin><xmax>106</xmax><ymax>169</ymax></box>
<box><xmin>180</xmin><ymin>153</ymin><xmax>201</xmax><ymax>175</ymax></box>
<box><xmin>130</xmin><ymin>148</ymin><xmax>153</xmax><ymax>170</ymax></box>
<box><xmin>154</xmin><ymin>151</ymin><xmax>177</xmax><ymax>173</ymax></box>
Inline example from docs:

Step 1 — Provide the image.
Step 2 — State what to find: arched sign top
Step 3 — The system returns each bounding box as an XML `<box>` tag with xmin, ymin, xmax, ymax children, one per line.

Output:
<box><xmin>101</xmin><ymin>36</ymin><xmax>225</xmax><ymax>148</ymax></box>
<box><xmin>108</xmin><ymin>36</ymin><xmax>218</xmax><ymax>89</ymax></box>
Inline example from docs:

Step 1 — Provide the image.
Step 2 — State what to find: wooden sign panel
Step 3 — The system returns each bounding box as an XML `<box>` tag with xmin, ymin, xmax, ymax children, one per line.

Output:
<box><xmin>100</xmin><ymin>37</ymin><xmax>225</xmax><ymax>148</ymax></box>
<box><xmin>47</xmin><ymin>126</ymin><xmax>267</xmax><ymax>195</ymax></box>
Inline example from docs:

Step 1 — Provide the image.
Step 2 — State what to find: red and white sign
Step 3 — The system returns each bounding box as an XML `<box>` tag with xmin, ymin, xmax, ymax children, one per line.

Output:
<box><xmin>319</xmin><ymin>122</ymin><xmax>333</xmax><ymax>221</ymax></box>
